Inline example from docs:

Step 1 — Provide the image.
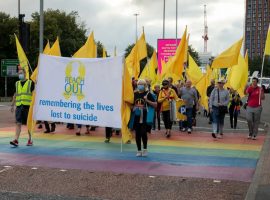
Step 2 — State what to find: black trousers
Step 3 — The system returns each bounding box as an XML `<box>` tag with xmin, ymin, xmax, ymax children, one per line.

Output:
<box><xmin>134</xmin><ymin>123</ymin><xmax>148</xmax><ymax>151</ymax></box>
<box><xmin>44</xmin><ymin>121</ymin><xmax>56</xmax><ymax>132</ymax></box>
<box><xmin>229</xmin><ymin>107</ymin><xmax>238</xmax><ymax>128</ymax></box>
<box><xmin>162</xmin><ymin>110</ymin><xmax>172</xmax><ymax>129</ymax></box>
<box><xmin>105</xmin><ymin>127</ymin><xmax>113</xmax><ymax>139</ymax></box>
<box><xmin>153</xmin><ymin>111</ymin><xmax>161</xmax><ymax>130</ymax></box>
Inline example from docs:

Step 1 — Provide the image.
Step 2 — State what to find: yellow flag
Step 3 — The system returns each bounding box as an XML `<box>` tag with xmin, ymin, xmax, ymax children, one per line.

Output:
<box><xmin>162</xmin><ymin>27</ymin><xmax>187</xmax><ymax>80</ymax></box>
<box><xmin>195</xmin><ymin>66</ymin><xmax>212</xmax><ymax>110</ymax></box>
<box><xmin>27</xmin><ymin>38</ymin><xmax>61</xmax><ymax>134</ymax></box>
<box><xmin>186</xmin><ymin>54</ymin><xmax>203</xmax><ymax>85</ymax></box>
<box><xmin>31</xmin><ymin>41</ymin><xmax>50</xmax><ymax>82</ymax></box>
<box><xmin>139</xmin><ymin>51</ymin><xmax>158</xmax><ymax>83</ymax></box>
<box><xmin>15</xmin><ymin>34</ymin><xmax>29</xmax><ymax>79</ymax></box>
<box><xmin>73</xmin><ymin>32</ymin><xmax>96</xmax><ymax>58</ymax></box>
<box><xmin>237</xmin><ymin>50</ymin><xmax>249</xmax><ymax>98</ymax></box>
<box><xmin>121</xmin><ymin>64</ymin><xmax>134</xmax><ymax>143</ymax></box>
<box><xmin>126</xmin><ymin>32</ymin><xmax>147</xmax><ymax>79</ymax></box>
<box><xmin>211</xmin><ymin>38</ymin><xmax>243</xmax><ymax>69</ymax></box>
<box><xmin>103</xmin><ymin>48</ymin><xmax>106</xmax><ymax>58</ymax></box>
<box><xmin>227</xmin><ymin>54</ymin><xmax>246</xmax><ymax>91</ymax></box>
<box><xmin>49</xmin><ymin>37</ymin><xmax>61</xmax><ymax>56</ymax></box>
<box><xmin>264</xmin><ymin>25</ymin><xmax>270</xmax><ymax>56</ymax></box>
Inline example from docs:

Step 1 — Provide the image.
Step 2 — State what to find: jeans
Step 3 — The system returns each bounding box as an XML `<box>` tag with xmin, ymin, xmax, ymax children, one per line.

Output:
<box><xmin>212</xmin><ymin>106</ymin><xmax>225</xmax><ymax>134</ymax></box>
<box><xmin>183</xmin><ymin>108</ymin><xmax>193</xmax><ymax>129</ymax></box>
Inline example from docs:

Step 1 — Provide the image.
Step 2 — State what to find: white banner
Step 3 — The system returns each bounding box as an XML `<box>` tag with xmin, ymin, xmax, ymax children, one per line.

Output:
<box><xmin>34</xmin><ymin>54</ymin><xmax>123</xmax><ymax>128</ymax></box>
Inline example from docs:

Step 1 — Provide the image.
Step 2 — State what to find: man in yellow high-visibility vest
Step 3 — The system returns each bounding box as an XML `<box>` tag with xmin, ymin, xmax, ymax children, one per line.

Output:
<box><xmin>10</xmin><ymin>68</ymin><xmax>34</xmax><ymax>147</ymax></box>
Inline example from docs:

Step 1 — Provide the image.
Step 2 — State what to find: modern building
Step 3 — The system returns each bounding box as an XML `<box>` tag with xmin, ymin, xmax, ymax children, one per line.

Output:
<box><xmin>245</xmin><ymin>0</ymin><xmax>270</xmax><ymax>59</ymax></box>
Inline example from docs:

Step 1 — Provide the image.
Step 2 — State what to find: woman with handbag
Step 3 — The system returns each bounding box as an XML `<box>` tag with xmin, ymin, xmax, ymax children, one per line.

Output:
<box><xmin>158</xmin><ymin>79</ymin><xmax>179</xmax><ymax>138</ymax></box>
<box><xmin>132</xmin><ymin>79</ymin><xmax>157</xmax><ymax>157</ymax></box>
<box><xmin>245</xmin><ymin>77</ymin><xmax>265</xmax><ymax>140</ymax></box>
<box><xmin>209</xmin><ymin>78</ymin><xmax>230</xmax><ymax>139</ymax></box>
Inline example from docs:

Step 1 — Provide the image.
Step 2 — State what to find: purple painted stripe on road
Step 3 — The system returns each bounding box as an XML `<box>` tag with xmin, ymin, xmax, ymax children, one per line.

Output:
<box><xmin>0</xmin><ymin>153</ymin><xmax>254</xmax><ymax>182</ymax></box>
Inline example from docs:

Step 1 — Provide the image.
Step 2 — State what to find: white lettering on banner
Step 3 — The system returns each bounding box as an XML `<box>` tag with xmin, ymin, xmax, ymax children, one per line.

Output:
<box><xmin>34</xmin><ymin>54</ymin><xmax>123</xmax><ymax>128</ymax></box>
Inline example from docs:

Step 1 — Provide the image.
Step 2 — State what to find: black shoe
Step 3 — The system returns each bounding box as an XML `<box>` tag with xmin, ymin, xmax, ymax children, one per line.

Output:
<box><xmin>76</xmin><ymin>132</ymin><xmax>81</xmax><ymax>136</ymax></box>
<box><xmin>212</xmin><ymin>133</ymin><xmax>216</xmax><ymax>138</ymax></box>
<box><xmin>90</xmin><ymin>127</ymin><xmax>96</xmax><ymax>131</ymax></box>
<box><xmin>44</xmin><ymin>130</ymin><xmax>50</xmax><ymax>133</ymax></box>
<box><xmin>51</xmin><ymin>124</ymin><xmax>56</xmax><ymax>132</ymax></box>
<box><xmin>208</xmin><ymin>121</ymin><xmax>212</xmax><ymax>124</ymax></box>
<box><xmin>38</xmin><ymin>124</ymin><xmax>43</xmax><ymax>129</ymax></box>
<box><xmin>115</xmin><ymin>130</ymin><xmax>120</xmax><ymax>135</ymax></box>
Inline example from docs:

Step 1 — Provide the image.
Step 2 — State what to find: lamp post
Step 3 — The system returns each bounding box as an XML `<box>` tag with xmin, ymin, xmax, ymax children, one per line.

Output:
<box><xmin>39</xmin><ymin>0</ymin><xmax>44</xmax><ymax>53</ymax></box>
<box><xmin>134</xmin><ymin>13</ymin><xmax>139</xmax><ymax>42</ymax></box>
<box><xmin>163</xmin><ymin>0</ymin><xmax>165</xmax><ymax>38</ymax></box>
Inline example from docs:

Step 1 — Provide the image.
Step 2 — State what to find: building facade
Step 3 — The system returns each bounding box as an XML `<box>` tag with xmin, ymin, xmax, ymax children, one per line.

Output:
<box><xmin>245</xmin><ymin>0</ymin><xmax>270</xmax><ymax>59</ymax></box>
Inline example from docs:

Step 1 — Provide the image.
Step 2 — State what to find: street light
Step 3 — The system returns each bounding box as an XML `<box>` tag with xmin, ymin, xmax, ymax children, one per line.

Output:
<box><xmin>134</xmin><ymin>13</ymin><xmax>139</xmax><ymax>42</ymax></box>
<box><xmin>40</xmin><ymin>0</ymin><xmax>44</xmax><ymax>53</ymax></box>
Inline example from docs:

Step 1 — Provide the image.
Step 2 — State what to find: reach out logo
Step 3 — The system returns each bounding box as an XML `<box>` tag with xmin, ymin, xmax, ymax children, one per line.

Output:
<box><xmin>63</xmin><ymin>61</ymin><xmax>86</xmax><ymax>101</ymax></box>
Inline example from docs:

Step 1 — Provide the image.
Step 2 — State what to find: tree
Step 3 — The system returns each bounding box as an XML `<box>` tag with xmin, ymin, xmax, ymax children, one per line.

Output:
<box><xmin>249</xmin><ymin>56</ymin><xmax>270</xmax><ymax>77</ymax></box>
<box><xmin>0</xmin><ymin>12</ymin><xmax>19</xmax><ymax>96</ymax></box>
<box><xmin>188</xmin><ymin>45</ymin><xmax>201</xmax><ymax>66</ymax></box>
<box><xmin>29</xmin><ymin>9</ymin><xmax>87</xmax><ymax>62</ymax></box>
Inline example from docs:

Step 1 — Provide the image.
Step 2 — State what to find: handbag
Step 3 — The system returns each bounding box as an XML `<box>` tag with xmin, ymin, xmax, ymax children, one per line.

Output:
<box><xmin>218</xmin><ymin>89</ymin><xmax>228</xmax><ymax>114</ymax></box>
<box><xmin>146</xmin><ymin>92</ymin><xmax>156</xmax><ymax>125</ymax></box>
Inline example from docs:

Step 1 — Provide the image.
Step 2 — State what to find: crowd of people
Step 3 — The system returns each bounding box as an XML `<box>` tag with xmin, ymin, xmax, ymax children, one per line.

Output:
<box><xmin>9</xmin><ymin>68</ymin><xmax>265</xmax><ymax>157</ymax></box>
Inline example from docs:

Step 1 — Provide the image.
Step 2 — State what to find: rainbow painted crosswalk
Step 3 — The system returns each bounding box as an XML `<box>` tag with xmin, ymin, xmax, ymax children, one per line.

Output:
<box><xmin>0</xmin><ymin>126</ymin><xmax>265</xmax><ymax>182</ymax></box>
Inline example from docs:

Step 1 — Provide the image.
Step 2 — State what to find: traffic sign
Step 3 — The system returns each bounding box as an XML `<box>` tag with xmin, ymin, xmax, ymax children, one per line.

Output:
<box><xmin>1</xmin><ymin>59</ymin><xmax>19</xmax><ymax>77</ymax></box>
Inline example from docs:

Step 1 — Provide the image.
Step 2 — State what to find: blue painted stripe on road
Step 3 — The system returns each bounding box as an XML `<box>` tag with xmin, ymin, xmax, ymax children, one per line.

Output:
<box><xmin>0</xmin><ymin>144</ymin><xmax>258</xmax><ymax>168</ymax></box>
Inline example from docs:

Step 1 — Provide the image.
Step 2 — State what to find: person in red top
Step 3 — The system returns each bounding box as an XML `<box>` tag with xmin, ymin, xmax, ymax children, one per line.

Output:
<box><xmin>245</xmin><ymin>77</ymin><xmax>265</xmax><ymax>140</ymax></box>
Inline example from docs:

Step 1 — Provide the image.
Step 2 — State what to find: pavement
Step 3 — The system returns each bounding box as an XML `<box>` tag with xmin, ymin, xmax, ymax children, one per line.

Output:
<box><xmin>0</xmin><ymin>95</ymin><xmax>269</xmax><ymax>200</ymax></box>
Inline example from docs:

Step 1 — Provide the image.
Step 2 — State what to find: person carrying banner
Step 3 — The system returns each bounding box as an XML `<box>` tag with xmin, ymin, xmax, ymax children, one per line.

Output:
<box><xmin>10</xmin><ymin>68</ymin><xmax>34</xmax><ymax>147</ymax></box>
<box><xmin>132</xmin><ymin>79</ymin><xmax>156</xmax><ymax>157</ymax></box>
<box><xmin>158</xmin><ymin>79</ymin><xmax>179</xmax><ymax>138</ymax></box>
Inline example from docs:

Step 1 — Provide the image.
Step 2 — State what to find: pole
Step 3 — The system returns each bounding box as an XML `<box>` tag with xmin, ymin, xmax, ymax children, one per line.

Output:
<box><xmin>176</xmin><ymin>0</ymin><xmax>178</xmax><ymax>40</ymax></box>
<box><xmin>134</xmin><ymin>13</ymin><xmax>139</xmax><ymax>42</ymax></box>
<box><xmin>163</xmin><ymin>0</ymin><xmax>165</xmax><ymax>38</ymax></box>
<box><xmin>39</xmin><ymin>0</ymin><xmax>44</xmax><ymax>53</ymax></box>
<box><xmin>18</xmin><ymin>0</ymin><xmax>20</xmax><ymax>17</ymax></box>
<box><xmin>5</xmin><ymin>77</ymin><xmax>7</xmax><ymax>97</ymax></box>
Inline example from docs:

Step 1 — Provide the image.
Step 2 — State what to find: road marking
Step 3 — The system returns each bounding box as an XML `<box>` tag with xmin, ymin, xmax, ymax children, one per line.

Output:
<box><xmin>0</xmin><ymin>166</ymin><xmax>12</xmax><ymax>173</ymax></box>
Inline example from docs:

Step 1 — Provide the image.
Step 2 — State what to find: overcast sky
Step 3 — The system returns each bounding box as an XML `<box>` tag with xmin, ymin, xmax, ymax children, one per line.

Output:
<box><xmin>0</xmin><ymin>0</ymin><xmax>245</xmax><ymax>56</ymax></box>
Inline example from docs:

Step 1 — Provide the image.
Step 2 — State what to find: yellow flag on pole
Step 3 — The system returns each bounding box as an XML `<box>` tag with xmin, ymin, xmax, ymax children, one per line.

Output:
<box><xmin>73</xmin><ymin>32</ymin><xmax>96</xmax><ymax>58</ymax></box>
<box><xmin>264</xmin><ymin>25</ymin><xmax>270</xmax><ymax>56</ymax></box>
<box><xmin>49</xmin><ymin>37</ymin><xmax>61</xmax><ymax>56</ymax></box>
<box><xmin>237</xmin><ymin>50</ymin><xmax>249</xmax><ymax>98</ymax></box>
<box><xmin>103</xmin><ymin>48</ymin><xmax>106</xmax><ymax>58</ymax></box>
<box><xmin>167</xmin><ymin>27</ymin><xmax>187</xmax><ymax>79</ymax></box>
<box><xmin>211</xmin><ymin>38</ymin><xmax>243</xmax><ymax>69</ymax></box>
<box><xmin>161</xmin><ymin>27</ymin><xmax>187</xmax><ymax>80</ymax></box>
<box><xmin>121</xmin><ymin>63</ymin><xmax>134</xmax><ymax>143</ymax></box>
<box><xmin>186</xmin><ymin>54</ymin><xmax>203</xmax><ymax>85</ymax></box>
<box><xmin>125</xmin><ymin>32</ymin><xmax>147</xmax><ymax>79</ymax></box>
<box><xmin>15</xmin><ymin>34</ymin><xmax>30</xmax><ymax>79</ymax></box>
<box><xmin>139</xmin><ymin>51</ymin><xmax>158</xmax><ymax>83</ymax></box>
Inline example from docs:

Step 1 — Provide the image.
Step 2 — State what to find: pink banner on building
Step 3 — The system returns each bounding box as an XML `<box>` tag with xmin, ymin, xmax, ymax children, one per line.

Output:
<box><xmin>157</xmin><ymin>39</ymin><xmax>181</xmax><ymax>73</ymax></box>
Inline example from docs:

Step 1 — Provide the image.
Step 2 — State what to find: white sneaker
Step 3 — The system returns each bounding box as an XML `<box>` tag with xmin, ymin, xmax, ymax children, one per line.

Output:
<box><xmin>142</xmin><ymin>149</ymin><xmax>148</xmax><ymax>157</ymax></box>
<box><xmin>252</xmin><ymin>136</ymin><xmax>257</xmax><ymax>140</ymax></box>
<box><xmin>247</xmin><ymin>135</ymin><xmax>252</xmax><ymax>139</ymax></box>
<box><xmin>187</xmin><ymin>128</ymin><xmax>191</xmax><ymax>134</ymax></box>
<box><xmin>136</xmin><ymin>151</ymin><xmax>142</xmax><ymax>157</ymax></box>
<box><xmin>217</xmin><ymin>134</ymin><xmax>223</xmax><ymax>139</ymax></box>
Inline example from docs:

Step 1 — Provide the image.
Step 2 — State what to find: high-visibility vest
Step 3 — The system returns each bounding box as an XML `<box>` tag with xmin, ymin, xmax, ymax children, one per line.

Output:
<box><xmin>15</xmin><ymin>80</ymin><xmax>32</xmax><ymax>106</ymax></box>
